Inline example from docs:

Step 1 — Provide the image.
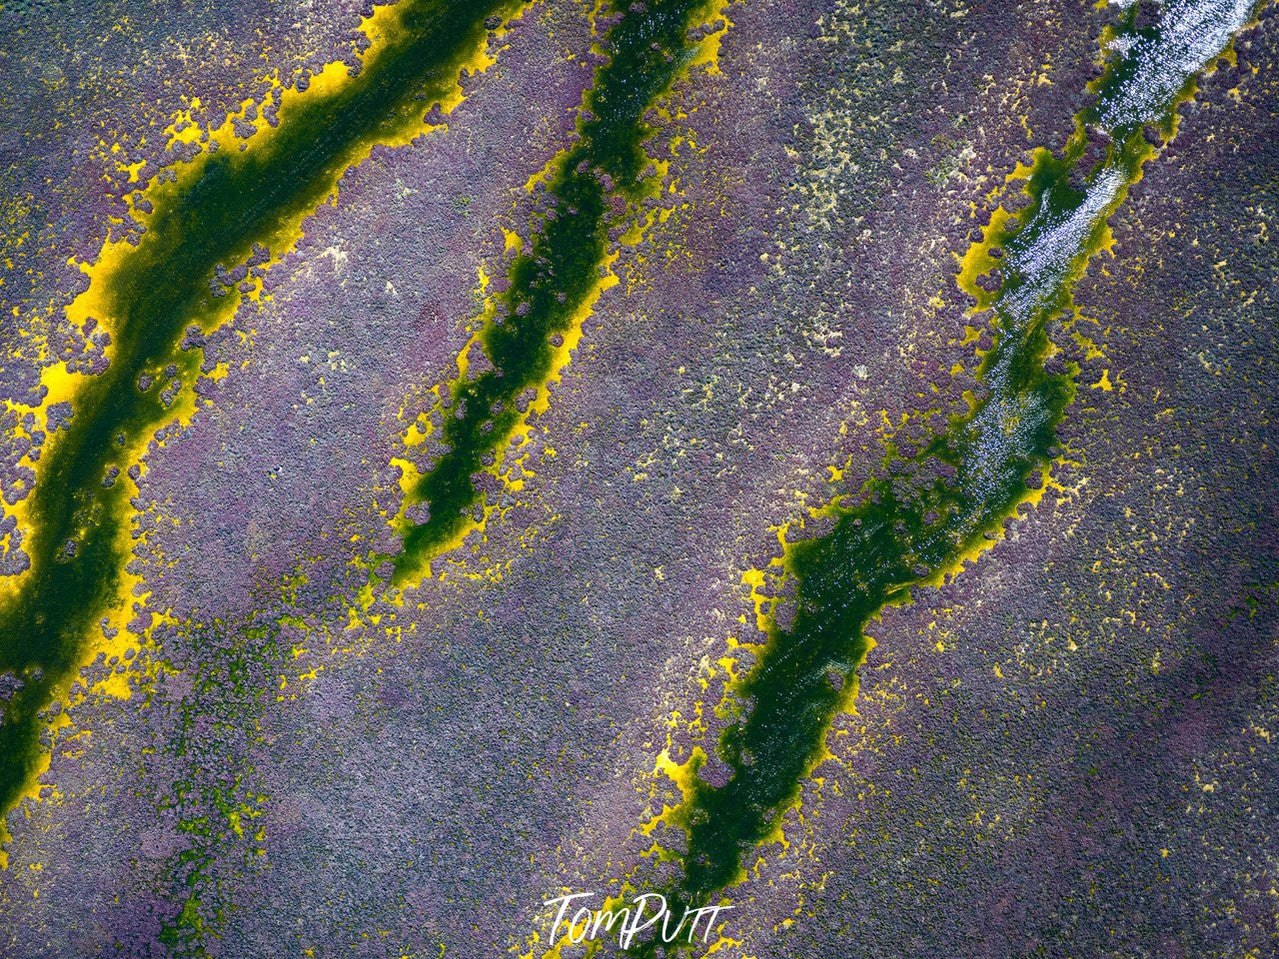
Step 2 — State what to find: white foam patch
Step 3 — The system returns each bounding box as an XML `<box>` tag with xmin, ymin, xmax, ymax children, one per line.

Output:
<box><xmin>1004</xmin><ymin>167</ymin><xmax>1125</xmax><ymax>323</ymax></box>
<box><xmin>1100</xmin><ymin>0</ymin><xmax>1255</xmax><ymax>129</ymax></box>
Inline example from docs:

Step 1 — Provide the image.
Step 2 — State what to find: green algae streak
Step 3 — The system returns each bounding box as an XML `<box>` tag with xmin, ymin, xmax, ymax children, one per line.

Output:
<box><xmin>390</xmin><ymin>0</ymin><xmax>724</xmax><ymax>582</ymax></box>
<box><xmin>0</xmin><ymin>0</ymin><xmax>516</xmax><ymax>826</ymax></box>
<box><xmin>617</xmin><ymin>2</ymin><xmax>1267</xmax><ymax>948</ymax></box>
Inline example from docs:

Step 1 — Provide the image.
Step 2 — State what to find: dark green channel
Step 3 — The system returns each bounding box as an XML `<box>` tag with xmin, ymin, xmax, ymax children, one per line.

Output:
<box><xmin>390</xmin><ymin>0</ymin><xmax>721</xmax><ymax>581</ymax></box>
<box><xmin>0</xmin><ymin>0</ymin><xmax>514</xmax><ymax>820</ymax></box>
<box><xmin>612</xmin><ymin>4</ymin><xmax>1258</xmax><ymax>951</ymax></box>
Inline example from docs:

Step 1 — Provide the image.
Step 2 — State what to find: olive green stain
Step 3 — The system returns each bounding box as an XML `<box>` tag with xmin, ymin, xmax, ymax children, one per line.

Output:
<box><xmin>155</xmin><ymin>619</ymin><xmax>277</xmax><ymax>955</ymax></box>
<box><xmin>389</xmin><ymin>0</ymin><xmax>724</xmax><ymax>583</ymax></box>
<box><xmin>0</xmin><ymin>0</ymin><xmax>518</xmax><ymax>827</ymax></box>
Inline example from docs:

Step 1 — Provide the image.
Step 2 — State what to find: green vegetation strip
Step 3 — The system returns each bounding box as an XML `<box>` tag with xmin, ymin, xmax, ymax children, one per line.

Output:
<box><xmin>389</xmin><ymin>0</ymin><xmax>726</xmax><ymax>582</ymax></box>
<box><xmin>0</xmin><ymin>0</ymin><xmax>516</xmax><ymax>822</ymax></box>
<box><xmin>614</xmin><ymin>3</ymin><xmax>1265</xmax><ymax>951</ymax></box>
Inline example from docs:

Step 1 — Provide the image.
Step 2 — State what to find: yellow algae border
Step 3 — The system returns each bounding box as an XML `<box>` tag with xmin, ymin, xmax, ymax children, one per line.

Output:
<box><xmin>382</xmin><ymin>1</ymin><xmax>737</xmax><ymax>596</ymax></box>
<box><xmin>0</xmin><ymin>0</ymin><xmax>530</xmax><ymax>865</ymax></box>
<box><xmin>516</xmin><ymin>0</ymin><xmax>1272</xmax><ymax>949</ymax></box>
<box><xmin>12</xmin><ymin>0</ymin><xmax>526</xmax><ymax>549</ymax></box>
